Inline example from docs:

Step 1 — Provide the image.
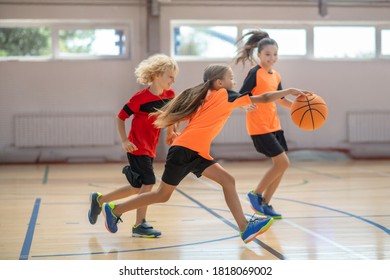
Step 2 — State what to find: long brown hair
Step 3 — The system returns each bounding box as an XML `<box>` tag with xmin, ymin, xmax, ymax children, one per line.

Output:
<box><xmin>152</xmin><ymin>64</ymin><xmax>230</xmax><ymax>128</ymax></box>
<box><xmin>233</xmin><ymin>30</ymin><xmax>270</xmax><ymax>66</ymax></box>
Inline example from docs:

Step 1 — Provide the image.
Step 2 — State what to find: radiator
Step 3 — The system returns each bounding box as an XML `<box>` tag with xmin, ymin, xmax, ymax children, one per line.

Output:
<box><xmin>213</xmin><ymin>111</ymin><xmax>289</xmax><ymax>144</ymax></box>
<box><xmin>14</xmin><ymin>113</ymin><xmax>117</xmax><ymax>147</ymax></box>
<box><xmin>214</xmin><ymin>111</ymin><xmax>248</xmax><ymax>144</ymax></box>
<box><xmin>347</xmin><ymin>111</ymin><xmax>390</xmax><ymax>143</ymax></box>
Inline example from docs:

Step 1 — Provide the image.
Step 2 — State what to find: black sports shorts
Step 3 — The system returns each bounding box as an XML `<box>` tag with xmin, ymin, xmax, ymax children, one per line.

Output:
<box><xmin>161</xmin><ymin>146</ymin><xmax>216</xmax><ymax>186</ymax></box>
<box><xmin>123</xmin><ymin>153</ymin><xmax>156</xmax><ymax>188</ymax></box>
<box><xmin>250</xmin><ymin>130</ymin><xmax>288</xmax><ymax>158</ymax></box>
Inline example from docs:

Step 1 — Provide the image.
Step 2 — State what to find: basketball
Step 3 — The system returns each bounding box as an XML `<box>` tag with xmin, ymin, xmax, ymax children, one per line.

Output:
<box><xmin>290</xmin><ymin>94</ymin><xmax>328</xmax><ymax>130</ymax></box>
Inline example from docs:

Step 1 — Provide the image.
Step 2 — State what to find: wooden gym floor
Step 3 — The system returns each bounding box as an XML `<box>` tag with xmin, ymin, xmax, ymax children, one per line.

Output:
<box><xmin>0</xmin><ymin>158</ymin><xmax>389</xmax><ymax>260</ymax></box>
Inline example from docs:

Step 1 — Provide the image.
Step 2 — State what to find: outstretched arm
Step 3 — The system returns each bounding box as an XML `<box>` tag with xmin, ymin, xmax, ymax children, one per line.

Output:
<box><xmin>250</xmin><ymin>88</ymin><xmax>312</xmax><ymax>104</ymax></box>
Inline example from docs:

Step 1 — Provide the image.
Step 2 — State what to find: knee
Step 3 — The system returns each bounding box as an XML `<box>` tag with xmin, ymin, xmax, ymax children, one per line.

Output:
<box><xmin>274</xmin><ymin>154</ymin><xmax>290</xmax><ymax>171</ymax></box>
<box><xmin>219</xmin><ymin>173</ymin><xmax>236</xmax><ymax>189</ymax></box>
<box><xmin>139</xmin><ymin>184</ymin><xmax>153</xmax><ymax>193</ymax></box>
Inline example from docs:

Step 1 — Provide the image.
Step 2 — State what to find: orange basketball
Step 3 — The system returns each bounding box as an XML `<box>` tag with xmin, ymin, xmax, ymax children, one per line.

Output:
<box><xmin>290</xmin><ymin>94</ymin><xmax>328</xmax><ymax>130</ymax></box>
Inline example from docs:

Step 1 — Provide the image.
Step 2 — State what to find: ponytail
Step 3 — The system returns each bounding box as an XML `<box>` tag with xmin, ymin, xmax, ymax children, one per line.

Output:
<box><xmin>152</xmin><ymin>64</ymin><xmax>230</xmax><ymax>128</ymax></box>
<box><xmin>233</xmin><ymin>30</ymin><xmax>269</xmax><ymax>66</ymax></box>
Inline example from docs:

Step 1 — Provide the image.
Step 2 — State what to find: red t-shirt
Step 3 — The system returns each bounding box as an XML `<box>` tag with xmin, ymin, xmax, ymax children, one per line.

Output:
<box><xmin>117</xmin><ymin>88</ymin><xmax>175</xmax><ymax>158</ymax></box>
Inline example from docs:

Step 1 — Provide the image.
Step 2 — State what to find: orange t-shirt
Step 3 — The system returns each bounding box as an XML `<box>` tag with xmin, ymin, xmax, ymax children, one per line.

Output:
<box><xmin>172</xmin><ymin>88</ymin><xmax>252</xmax><ymax>160</ymax></box>
<box><xmin>239</xmin><ymin>65</ymin><xmax>283</xmax><ymax>135</ymax></box>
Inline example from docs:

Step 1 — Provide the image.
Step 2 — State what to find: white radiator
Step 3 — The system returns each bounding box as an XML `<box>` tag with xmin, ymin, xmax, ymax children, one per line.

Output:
<box><xmin>347</xmin><ymin>111</ymin><xmax>390</xmax><ymax>143</ymax></box>
<box><xmin>15</xmin><ymin>113</ymin><xmax>117</xmax><ymax>147</ymax></box>
<box><xmin>214</xmin><ymin>110</ymin><xmax>252</xmax><ymax>144</ymax></box>
<box><xmin>213</xmin><ymin>111</ymin><xmax>289</xmax><ymax>144</ymax></box>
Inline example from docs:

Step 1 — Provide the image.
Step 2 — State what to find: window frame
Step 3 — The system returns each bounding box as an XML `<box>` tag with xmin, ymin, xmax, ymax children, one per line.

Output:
<box><xmin>170</xmin><ymin>20</ymin><xmax>239</xmax><ymax>61</ymax></box>
<box><xmin>171</xmin><ymin>20</ymin><xmax>390</xmax><ymax>62</ymax></box>
<box><xmin>0</xmin><ymin>20</ymin><xmax>131</xmax><ymax>61</ymax></box>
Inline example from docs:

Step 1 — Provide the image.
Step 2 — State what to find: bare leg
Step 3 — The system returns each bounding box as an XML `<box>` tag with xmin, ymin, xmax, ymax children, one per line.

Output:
<box><xmin>112</xmin><ymin>182</ymin><xmax>176</xmax><ymax>217</ymax></box>
<box><xmin>135</xmin><ymin>184</ymin><xmax>153</xmax><ymax>225</ymax></box>
<box><xmin>254</xmin><ymin>152</ymin><xmax>289</xmax><ymax>203</ymax></box>
<box><xmin>98</xmin><ymin>185</ymin><xmax>139</xmax><ymax>206</ymax></box>
<box><xmin>202</xmin><ymin>163</ymin><xmax>248</xmax><ymax>232</ymax></box>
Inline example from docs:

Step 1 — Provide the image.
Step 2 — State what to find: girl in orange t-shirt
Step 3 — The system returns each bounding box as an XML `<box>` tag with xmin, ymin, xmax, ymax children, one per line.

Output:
<box><xmin>101</xmin><ymin>63</ymin><xmax>311</xmax><ymax>243</ymax></box>
<box><xmin>234</xmin><ymin>30</ymin><xmax>297</xmax><ymax>219</ymax></box>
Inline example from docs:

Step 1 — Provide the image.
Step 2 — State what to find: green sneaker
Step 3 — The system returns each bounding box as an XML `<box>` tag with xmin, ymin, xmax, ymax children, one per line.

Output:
<box><xmin>132</xmin><ymin>219</ymin><xmax>161</xmax><ymax>238</ymax></box>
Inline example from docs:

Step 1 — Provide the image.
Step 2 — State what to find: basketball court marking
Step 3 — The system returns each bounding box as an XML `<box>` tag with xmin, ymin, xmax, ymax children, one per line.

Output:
<box><xmin>20</xmin><ymin>198</ymin><xmax>41</xmax><ymax>260</ymax></box>
<box><xmin>277</xmin><ymin>197</ymin><xmax>390</xmax><ymax>235</ymax></box>
<box><xmin>193</xmin><ymin>175</ymin><xmax>390</xmax><ymax>260</ymax></box>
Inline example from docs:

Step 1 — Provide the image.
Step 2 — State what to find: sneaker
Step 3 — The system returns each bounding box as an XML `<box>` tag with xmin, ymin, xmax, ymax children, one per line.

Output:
<box><xmin>132</xmin><ymin>219</ymin><xmax>162</xmax><ymax>238</ymax></box>
<box><xmin>240</xmin><ymin>217</ymin><xmax>274</xmax><ymax>244</ymax></box>
<box><xmin>263</xmin><ymin>204</ymin><xmax>282</xmax><ymax>219</ymax></box>
<box><xmin>102</xmin><ymin>202</ymin><xmax>122</xmax><ymax>233</ymax></box>
<box><xmin>247</xmin><ymin>191</ymin><xmax>264</xmax><ymax>214</ymax></box>
<box><xmin>88</xmin><ymin>192</ymin><xmax>102</xmax><ymax>225</ymax></box>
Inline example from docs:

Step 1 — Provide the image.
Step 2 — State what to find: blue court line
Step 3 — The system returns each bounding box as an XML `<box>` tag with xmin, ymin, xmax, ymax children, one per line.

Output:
<box><xmin>276</xmin><ymin>197</ymin><xmax>390</xmax><ymax>235</ymax></box>
<box><xmin>20</xmin><ymin>198</ymin><xmax>41</xmax><ymax>260</ymax></box>
<box><xmin>31</xmin><ymin>235</ymin><xmax>238</xmax><ymax>258</ymax></box>
<box><xmin>176</xmin><ymin>188</ymin><xmax>285</xmax><ymax>260</ymax></box>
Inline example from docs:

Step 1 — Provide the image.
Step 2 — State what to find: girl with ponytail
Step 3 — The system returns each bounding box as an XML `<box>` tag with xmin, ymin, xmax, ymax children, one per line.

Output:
<box><xmin>101</xmin><ymin>63</ymin><xmax>311</xmax><ymax>244</ymax></box>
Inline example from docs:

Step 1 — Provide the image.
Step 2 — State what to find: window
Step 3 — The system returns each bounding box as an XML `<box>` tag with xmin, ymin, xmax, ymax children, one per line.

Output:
<box><xmin>173</xmin><ymin>25</ymin><xmax>237</xmax><ymax>59</ymax></box>
<box><xmin>242</xmin><ymin>28</ymin><xmax>307</xmax><ymax>56</ymax></box>
<box><xmin>381</xmin><ymin>29</ymin><xmax>390</xmax><ymax>56</ymax></box>
<box><xmin>0</xmin><ymin>22</ymin><xmax>129</xmax><ymax>61</ymax></box>
<box><xmin>0</xmin><ymin>27</ymin><xmax>51</xmax><ymax>58</ymax></box>
<box><xmin>313</xmin><ymin>26</ymin><xmax>375</xmax><ymax>59</ymax></box>
<box><xmin>58</xmin><ymin>28</ymin><xmax>126</xmax><ymax>58</ymax></box>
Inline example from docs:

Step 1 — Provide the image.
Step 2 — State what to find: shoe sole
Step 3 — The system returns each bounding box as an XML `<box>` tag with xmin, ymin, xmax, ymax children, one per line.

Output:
<box><xmin>243</xmin><ymin>218</ymin><xmax>274</xmax><ymax>244</ymax></box>
<box><xmin>132</xmin><ymin>233</ymin><xmax>161</xmax><ymax>238</ymax></box>
<box><xmin>250</xmin><ymin>205</ymin><xmax>282</xmax><ymax>219</ymax></box>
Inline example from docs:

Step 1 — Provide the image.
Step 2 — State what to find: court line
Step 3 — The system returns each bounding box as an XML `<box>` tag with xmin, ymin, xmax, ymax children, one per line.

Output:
<box><xmin>277</xmin><ymin>197</ymin><xmax>390</xmax><ymax>235</ymax></box>
<box><xmin>20</xmin><ymin>198</ymin><xmax>41</xmax><ymax>260</ymax></box>
<box><xmin>192</xmin><ymin>175</ymin><xmax>384</xmax><ymax>259</ymax></box>
<box><xmin>185</xmin><ymin>176</ymin><xmax>285</xmax><ymax>260</ymax></box>
<box><xmin>31</xmin><ymin>235</ymin><xmax>239</xmax><ymax>258</ymax></box>
<box><xmin>282</xmin><ymin>219</ymin><xmax>370</xmax><ymax>260</ymax></box>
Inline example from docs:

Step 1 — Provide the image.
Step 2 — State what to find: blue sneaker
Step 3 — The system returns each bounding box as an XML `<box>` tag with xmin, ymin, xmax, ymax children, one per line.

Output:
<box><xmin>102</xmin><ymin>202</ymin><xmax>122</xmax><ymax>233</ymax></box>
<box><xmin>247</xmin><ymin>191</ymin><xmax>264</xmax><ymax>214</ymax></box>
<box><xmin>263</xmin><ymin>204</ymin><xmax>282</xmax><ymax>219</ymax></box>
<box><xmin>88</xmin><ymin>192</ymin><xmax>102</xmax><ymax>225</ymax></box>
<box><xmin>240</xmin><ymin>217</ymin><xmax>274</xmax><ymax>243</ymax></box>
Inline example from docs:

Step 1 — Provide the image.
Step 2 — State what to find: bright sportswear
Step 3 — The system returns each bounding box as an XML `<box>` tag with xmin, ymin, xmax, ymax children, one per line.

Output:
<box><xmin>172</xmin><ymin>88</ymin><xmax>252</xmax><ymax>160</ymax></box>
<box><xmin>239</xmin><ymin>65</ymin><xmax>283</xmax><ymax>135</ymax></box>
<box><xmin>117</xmin><ymin>88</ymin><xmax>175</xmax><ymax>158</ymax></box>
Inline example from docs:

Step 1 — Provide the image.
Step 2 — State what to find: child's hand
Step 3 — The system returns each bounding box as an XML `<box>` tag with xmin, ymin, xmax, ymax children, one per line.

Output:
<box><xmin>122</xmin><ymin>140</ymin><xmax>138</xmax><ymax>153</ymax></box>
<box><xmin>240</xmin><ymin>104</ymin><xmax>257</xmax><ymax>112</ymax></box>
<box><xmin>166</xmin><ymin>132</ymin><xmax>179</xmax><ymax>145</ymax></box>
<box><xmin>289</xmin><ymin>88</ymin><xmax>314</xmax><ymax>97</ymax></box>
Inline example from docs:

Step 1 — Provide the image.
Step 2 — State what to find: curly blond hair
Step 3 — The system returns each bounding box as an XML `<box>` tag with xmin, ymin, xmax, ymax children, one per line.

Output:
<box><xmin>135</xmin><ymin>54</ymin><xmax>179</xmax><ymax>85</ymax></box>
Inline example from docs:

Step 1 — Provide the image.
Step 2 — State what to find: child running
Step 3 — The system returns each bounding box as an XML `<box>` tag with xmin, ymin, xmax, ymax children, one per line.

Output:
<box><xmin>234</xmin><ymin>30</ymin><xmax>297</xmax><ymax>219</ymax></box>
<box><xmin>101</xmin><ymin>63</ymin><xmax>312</xmax><ymax>243</ymax></box>
<box><xmin>88</xmin><ymin>53</ymin><xmax>179</xmax><ymax>238</ymax></box>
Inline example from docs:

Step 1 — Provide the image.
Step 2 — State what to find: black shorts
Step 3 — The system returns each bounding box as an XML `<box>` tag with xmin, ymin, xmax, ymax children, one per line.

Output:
<box><xmin>123</xmin><ymin>153</ymin><xmax>156</xmax><ymax>188</ymax></box>
<box><xmin>161</xmin><ymin>146</ymin><xmax>216</xmax><ymax>186</ymax></box>
<box><xmin>251</xmin><ymin>130</ymin><xmax>288</xmax><ymax>158</ymax></box>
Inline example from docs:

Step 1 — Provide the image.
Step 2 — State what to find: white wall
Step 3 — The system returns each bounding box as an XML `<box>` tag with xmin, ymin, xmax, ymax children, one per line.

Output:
<box><xmin>0</xmin><ymin>2</ymin><xmax>147</xmax><ymax>162</ymax></box>
<box><xmin>159</xmin><ymin>3</ymin><xmax>390</xmax><ymax>159</ymax></box>
<box><xmin>1</xmin><ymin>1</ymin><xmax>390</xmax><ymax>162</ymax></box>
